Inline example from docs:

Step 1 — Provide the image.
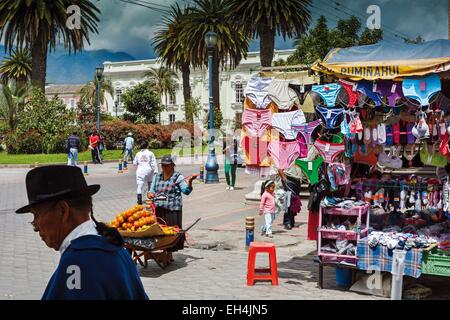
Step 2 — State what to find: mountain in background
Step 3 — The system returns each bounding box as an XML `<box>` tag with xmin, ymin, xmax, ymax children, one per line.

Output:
<box><xmin>0</xmin><ymin>45</ymin><xmax>137</xmax><ymax>84</ymax></box>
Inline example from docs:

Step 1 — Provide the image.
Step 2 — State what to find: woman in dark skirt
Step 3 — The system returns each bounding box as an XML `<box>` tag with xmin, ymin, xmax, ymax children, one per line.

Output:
<box><xmin>148</xmin><ymin>155</ymin><xmax>196</xmax><ymax>257</ymax></box>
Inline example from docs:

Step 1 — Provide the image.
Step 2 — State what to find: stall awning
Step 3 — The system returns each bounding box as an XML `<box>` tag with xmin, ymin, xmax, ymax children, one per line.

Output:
<box><xmin>311</xmin><ymin>39</ymin><xmax>450</xmax><ymax>80</ymax></box>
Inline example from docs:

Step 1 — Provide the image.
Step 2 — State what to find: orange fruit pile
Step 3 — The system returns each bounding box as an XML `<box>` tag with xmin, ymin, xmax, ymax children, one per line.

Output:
<box><xmin>161</xmin><ymin>226</ymin><xmax>180</xmax><ymax>235</ymax></box>
<box><xmin>110</xmin><ymin>205</ymin><xmax>157</xmax><ymax>232</ymax></box>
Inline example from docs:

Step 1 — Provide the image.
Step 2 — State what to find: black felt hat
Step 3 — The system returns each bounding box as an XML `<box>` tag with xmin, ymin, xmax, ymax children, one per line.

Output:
<box><xmin>16</xmin><ymin>165</ymin><xmax>100</xmax><ymax>214</ymax></box>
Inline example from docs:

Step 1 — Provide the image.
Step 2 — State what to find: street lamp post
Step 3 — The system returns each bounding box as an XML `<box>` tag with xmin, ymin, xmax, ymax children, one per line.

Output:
<box><xmin>204</xmin><ymin>31</ymin><xmax>219</xmax><ymax>184</ymax></box>
<box><xmin>115</xmin><ymin>100</ymin><xmax>118</xmax><ymax>118</ymax></box>
<box><xmin>95</xmin><ymin>65</ymin><xmax>104</xmax><ymax>134</ymax></box>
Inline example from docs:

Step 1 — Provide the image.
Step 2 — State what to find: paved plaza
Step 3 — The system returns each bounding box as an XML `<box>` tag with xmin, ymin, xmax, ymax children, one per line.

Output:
<box><xmin>0</xmin><ymin>162</ymin><xmax>449</xmax><ymax>300</ymax></box>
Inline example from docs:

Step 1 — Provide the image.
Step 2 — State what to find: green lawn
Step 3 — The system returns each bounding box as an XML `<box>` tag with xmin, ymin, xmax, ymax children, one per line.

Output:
<box><xmin>0</xmin><ymin>146</ymin><xmax>218</xmax><ymax>165</ymax></box>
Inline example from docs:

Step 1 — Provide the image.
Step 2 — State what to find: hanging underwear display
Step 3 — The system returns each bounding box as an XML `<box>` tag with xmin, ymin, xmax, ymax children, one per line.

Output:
<box><xmin>311</xmin><ymin>83</ymin><xmax>342</xmax><ymax>108</ymax></box>
<box><xmin>288</xmin><ymin>83</ymin><xmax>315</xmax><ymax>106</ymax></box>
<box><xmin>296</xmin><ymin>134</ymin><xmax>309</xmax><ymax>159</ymax></box>
<box><xmin>268</xmin><ymin>140</ymin><xmax>301</xmax><ymax>170</ymax></box>
<box><xmin>357</xmin><ymin>80</ymin><xmax>383</xmax><ymax>106</ymax></box>
<box><xmin>267</xmin><ymin>79</ymin><xmax>298</xmax><ymax>110</ymax></box>
<box><xmin>315</xmin><ymin>106</ymin><xmax>344</xmax><ymax>129</ymax></box>
<box><xmin>402</xmin><ymin>74</ymin><xmax>442</xmax><ymax>106</ymax></box>
<box><xmin>241</xmin><ymin>134</ymin><xmax>271</xmax><ymax>167</ymax></box>
<box><xmin>420</xmin><ymin>142</ymin><xmax>448</xmax><ymax>167</ymax></box>
<box><xmin>271</xmin><ymin>110</ymin><xmax>306</xmax><ymax>140</ymax></box>
<box><xmin>291</xmin><ymin>119</ymin><xmax>323</xmax><ymax>145</ymax></box>
<box><xmin>295</xmin><ymin>157</ymin><xmax>324</xmax><ymax>185</ymax></box>
<box><xmin>353</xmin><ymin>145</ymin><xmax>379</xmax><ymax>166</ymax></box>
<box><xmin>338</xmin><ymin>79</ymin><xmax>359</xmax><ymax>108</ymax></box>
<box><xmin>375</xmin><ymin>80</ymin><xmax>404</xmax><ymax>107</ymax></box>
<box><xmin>244</xmin><ymin>76</ymin><xmax>273</xmax><ymax>109</ymax></box>
<box><xmin>242</xmin><ymin>108</ymin><xmax>272</xmax><ymax>137</ymax></box>
<box><xmin>313</xmin><ymin>139</ymin><xmax>345</xmax><ymax>164</ymax></box>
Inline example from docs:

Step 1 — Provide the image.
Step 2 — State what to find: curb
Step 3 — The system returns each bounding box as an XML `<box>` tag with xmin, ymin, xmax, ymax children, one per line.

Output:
<box><xmin>0</xmin><ymin>156</ymin><xmax>217</xmax><ymax>169</ymax></box>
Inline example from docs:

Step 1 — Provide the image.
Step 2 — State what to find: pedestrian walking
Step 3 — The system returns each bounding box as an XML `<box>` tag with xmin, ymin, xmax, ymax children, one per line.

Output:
<box><xmin>123</xmin><ymin>132</ymin><xmax>135</xmax><ymax>162</ymax></box>
<box><xmin>66</xmin><ymin>131</ymin><xmax>80</xmax><ymax>166</ymax></box>
<box><xmin>15</xmin><ymin>165</ymin><xmax>148</xmax><ymax>300</ymax></box>
<box><xmin>259</xmin><ymin>180</ymin><xmax>276</xmax><ymax>238</ymax></box>
<box><xmin>223</xmin><ymin>134</ymin><xmax>239</xmax><ymax>190</ymax></box>
<box><xmin>89</xmin><ymin>130</ymin><xmax>102</xmax><ymax>164</ymax></box>
<box><xmin>133</xmin><ymin>141</ymin><xmax>158</xmax><ymax>205</ymax></box>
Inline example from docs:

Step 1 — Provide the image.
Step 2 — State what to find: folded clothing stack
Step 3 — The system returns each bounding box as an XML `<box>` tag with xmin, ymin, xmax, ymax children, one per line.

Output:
<box><xmin>321</xmin><ymin>196</ymin><xmax>366</xmax><ymax>208</ymax></box>
<box><xmin>321</xmin><ymin>239</ymin><xmax>357</xmax><ymax>256</ymax></box>
<box><xmin>367</xmin><ymin>231</ymin><xmax>438</xmax><ymax>250</ymax></box>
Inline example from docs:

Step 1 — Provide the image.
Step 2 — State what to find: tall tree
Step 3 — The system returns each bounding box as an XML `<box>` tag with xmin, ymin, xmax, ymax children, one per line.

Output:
<box><xmin>288</xmin><ymin>15</ymin><xmax>384</xmax><ymax>65</ymax></box>
<box><xmin>181</xmin><ymin>0</ymin><xmax>249</xmax><ymax>111</ymax></box>
<box><xmin>121</xmin><ymin>81</ymin><xmax>163</xmax><ymax>124</ymax></box>
<box><xmin>152</xmin><ymin>4</ymin><xmax>193</xmax><ymax>121</ymax></box>
<box><xmin>228</xmin><ymin>0</ymin><xmax>312</xmax><ymax>67</ymax></box>
<box><xmin>80</xmin><ymin>77</ymin><xmax>114</xmax><ymax>111</ymax></box>
<box><xmin>0</xmin><ymin>48</ymin><xmax>32</xmax><ymax>84</ymax></box>
<box><xmin>0</xmin><ymin>0</ymin><xmax>100</xmax><ymax>90</ymax></box>
<box><xmin>0</xmin><ymin>81</ymin><xmax>29</xmax><ymax>131</ymax></box>
<box><xmin>145</xmin><ymin>66</ymin><xmax>178</xmax><ymax>123</ymax></box>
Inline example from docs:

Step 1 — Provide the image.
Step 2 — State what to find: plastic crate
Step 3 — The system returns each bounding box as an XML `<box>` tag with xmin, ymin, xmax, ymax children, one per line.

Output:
<box><xmin>422</xmin><ymin>251</ymin><xmax>450</xmax><ymax>277</ymax></box>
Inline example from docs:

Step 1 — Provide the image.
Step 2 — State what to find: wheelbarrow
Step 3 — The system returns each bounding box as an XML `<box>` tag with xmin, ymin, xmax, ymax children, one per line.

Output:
<box><xmin>123</xmin><ymin>217</ymin><xmax>201</xmax><ymax>269</ymax></box>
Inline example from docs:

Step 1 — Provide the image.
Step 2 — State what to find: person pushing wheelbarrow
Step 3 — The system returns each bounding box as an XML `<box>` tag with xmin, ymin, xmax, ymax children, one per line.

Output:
<box><xmin>148</xmin><ymin>155</ymin><xmax>197</xmax><ymax>261</ymax></box>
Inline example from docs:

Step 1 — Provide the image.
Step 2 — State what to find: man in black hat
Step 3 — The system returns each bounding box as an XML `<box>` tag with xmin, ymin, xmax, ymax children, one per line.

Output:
<box><xmin>148</xmin><ymin>155</ymin><xmax>196</xmax><ymax>257</ymax></box>
<box><xmin>16</xmin><ymin>165</ymin><xmax>148</xmax><ymax>300</ymax></box>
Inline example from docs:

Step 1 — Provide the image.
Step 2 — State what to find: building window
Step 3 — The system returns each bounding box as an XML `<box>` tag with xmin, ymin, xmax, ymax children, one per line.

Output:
<box><xmin>70</xmin><ymin>99</ymin><xmax>76</xmax><ymax>109</ymax></box>
<box><xmin>169</xmin><ymin>114</ymin><xmax>176</xmax><ymax>123</ymax></box>
<box><xmin>235</xmin><ymin>83</ymin><xmax>244</xmax><ymax>103</ymax></box>
<box><xmin>169</xmin><ymin>92</ymin><xmax>176</xmax><ymax>105</ymax></box>
<box><xmin>116</xmin><ymin>89</ymin><xmax>122</xmax><ymax>111</ymax></box>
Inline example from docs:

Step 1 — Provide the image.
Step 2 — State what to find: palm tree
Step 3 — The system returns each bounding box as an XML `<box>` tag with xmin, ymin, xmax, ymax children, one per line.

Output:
<box><xmin>0</xmin><ymin>81</ymin><xmax>29</xmax><ymax>131</ymax></box>
<box><xmin>152</xmin><ymin>4</ymin><xmax>193</xmax><ymax>121</ymax></box>
<box><xmin>181</xmin><ymin>0</ymin><xmax>249</xmax><ymax>110</ymax></box>
<box><xmin>228</xmin><ymin>0</ymin><xmax>312</xmax><ymax>67</ymax></box>
<box><xmin>145</xmin><ymin>66</ymin><xmax>178</xmax><ymax>123</ymax></box>
<box><xmin>0</xmin><ymin>48</ymin><xmax>32</xmax><ymax>84</ymax></box>
<box><xmin>80</xmin><ymin>77</ymin><xmax>114</xmax><ymax>112</ymax></box>
<box><xmin>0</xmin><ymin>0</ymin><xmax>100</xmax><ymax>90</ymax></box>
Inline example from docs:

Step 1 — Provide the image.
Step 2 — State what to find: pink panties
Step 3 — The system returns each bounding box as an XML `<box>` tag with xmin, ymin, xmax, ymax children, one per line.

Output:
<box><xmin>269</xmin><ymin>140</ymin><xmax>301</xmax><ymax>169</ymax></box>
<box><xmin>242</xmin><ymin>108</ymin><xmax>272</xmax><ymax>137</ymax></box>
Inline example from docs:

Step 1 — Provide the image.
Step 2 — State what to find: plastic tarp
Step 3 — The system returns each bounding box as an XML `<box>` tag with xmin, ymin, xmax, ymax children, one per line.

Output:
<box><xmin>311</xmin><ymin>39</ymin><xmax>450</xmax><ymax>80</ymax></box>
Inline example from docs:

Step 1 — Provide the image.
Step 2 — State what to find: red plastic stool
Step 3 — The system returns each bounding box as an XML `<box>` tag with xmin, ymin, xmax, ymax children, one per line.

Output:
<box><xmin>247</xmin><ymin>242</ymin><xmax>278</xmax><ymax>286</ymax></box>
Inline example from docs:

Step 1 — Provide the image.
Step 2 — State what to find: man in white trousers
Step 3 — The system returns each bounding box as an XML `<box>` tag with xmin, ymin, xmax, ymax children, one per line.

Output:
<box><xmin>133</xmin><ymin>141</ymin><xmax>158</xmax><ymax>204</ymax></box>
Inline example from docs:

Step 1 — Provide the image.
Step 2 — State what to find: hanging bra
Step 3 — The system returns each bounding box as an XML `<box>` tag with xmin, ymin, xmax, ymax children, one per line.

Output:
<box><xmin>420</xmin><ymin>142</ymin><xmax>448</xmax><ymax>167</ymax></box>
<box><xmin>439</xmin><ymin>131</ymin><xmax>450</xmax><ymax>157</ymax></box>
<box><xmin>349</xmin><ymin>113</ymin><xmax>363</xmax><ymax>134</ymax></box>
<box><xmin>378</xmin><ymin>146</ymin><xmax>403</xmax><ymax>169</ymax></box>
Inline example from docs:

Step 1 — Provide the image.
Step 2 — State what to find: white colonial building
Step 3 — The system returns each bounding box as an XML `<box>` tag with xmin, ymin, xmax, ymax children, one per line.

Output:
<box><xmin>102</xmin><ymin>49</ymin><xmax>295</xmax><ymax>131</ymax></box>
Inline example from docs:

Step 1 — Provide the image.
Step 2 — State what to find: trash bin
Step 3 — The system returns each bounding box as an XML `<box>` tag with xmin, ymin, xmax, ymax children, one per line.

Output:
<box><xmin>335</xmin><ymin>267</ymin><xmax>353</xmax><ymax>288</ymax></box>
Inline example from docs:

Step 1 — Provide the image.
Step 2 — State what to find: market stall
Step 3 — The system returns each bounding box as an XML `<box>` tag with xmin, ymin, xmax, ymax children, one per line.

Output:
<box><xmin>240</xmin><ymin>39</ymin><xmax>450</xmax><ymax>296</ymax></box>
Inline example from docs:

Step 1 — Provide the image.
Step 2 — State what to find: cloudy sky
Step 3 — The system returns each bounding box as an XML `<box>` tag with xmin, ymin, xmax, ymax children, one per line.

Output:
<box><xmin>88</xmin><ymin>0</ymin><xmax>448</xmax><ymax>59</ymax></box>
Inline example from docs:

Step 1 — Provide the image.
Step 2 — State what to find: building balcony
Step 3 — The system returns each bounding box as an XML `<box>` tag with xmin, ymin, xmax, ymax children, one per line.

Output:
<box><xmin>231</xmin><ymin>103</ymin><xmax>243</xmax><ymax>110</ymax></box>
<box><xmin>166</xmin><ymin>104</ymin><xmax>179</xmax><ymax>111</ymax></box>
